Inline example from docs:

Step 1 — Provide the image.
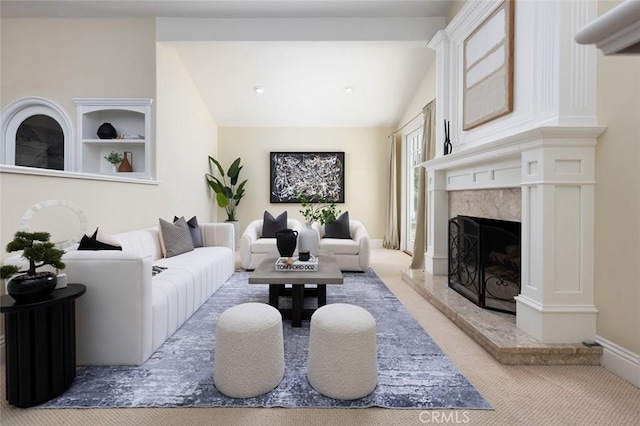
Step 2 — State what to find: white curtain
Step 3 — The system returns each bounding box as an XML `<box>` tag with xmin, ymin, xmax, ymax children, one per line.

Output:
<box><xmin>410</xmin><ymin>100</ymin><xmax>436</xmax><ymax>269</ymax></box>
<box><xmin>383</xmin><ymin>133</ymin><xmax>401</xmax><ymax>249</ymax></box>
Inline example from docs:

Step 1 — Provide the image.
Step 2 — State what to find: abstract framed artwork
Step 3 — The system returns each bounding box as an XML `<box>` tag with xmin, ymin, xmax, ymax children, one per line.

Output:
<box><xmin>462</xmin><ymin>0</ymin><xmax>514</xmax><ymax>130</ymax></box>
<box><xmin>270</xmin><ymin>152</ymin><xmax>345</xmax><ymax>203</ymax></box>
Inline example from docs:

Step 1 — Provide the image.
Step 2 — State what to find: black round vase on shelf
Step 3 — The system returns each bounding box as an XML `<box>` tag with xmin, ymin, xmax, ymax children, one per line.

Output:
<box><xmin>7</xmin><ymin>272</ymin><xmax>57</xmax><ymax>303</ymax></box>
<box><xmin>275</xmin><ymin>229</ymin><xmax>298</xmax><ymax>258</ymax></box>
<box><xmin>97</xmin><ymin>122</ymin><xmax>117</xmax><ymax>139</ymax></box>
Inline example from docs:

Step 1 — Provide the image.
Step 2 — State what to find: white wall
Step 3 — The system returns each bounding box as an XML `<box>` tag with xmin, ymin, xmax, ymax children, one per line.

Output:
<box><xmin>217</xmin><ymin>127</ymin><xmax>392</xmax><ymax>239</ymax></box>
<box><xmin>1</xmin><ymin>18</ymin><xmax>159</xmax><ymax>257</ymax></box>
<box><xmin>0</xmin><ymin>19</ymin><xmax>217</xmax><ymax>263</ymax></box>
<box><xmin>593</xmin><ymin>1</ymin><xmax>640</xmax><ymax>358</ymax></box>
<box><xmin>396</xmin><ymin>59</ymin><xmax>437</xmax><ymax>129</ymax></box>
<box><xmin>156</xmin><ymin>43</ymin><xmax>219</xmax><ymax>223</ymax></box>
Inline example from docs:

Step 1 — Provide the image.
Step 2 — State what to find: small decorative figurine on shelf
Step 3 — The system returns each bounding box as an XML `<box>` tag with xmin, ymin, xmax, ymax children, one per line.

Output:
<box><xmin>444</xmin><ymin>119</ymin><xmax>452</xmax><ymax>155</ymax></box>
<box><xmin>97</xmin><ymin>122</ymin><xmax>117</xmax><ymax>139</ymax></box>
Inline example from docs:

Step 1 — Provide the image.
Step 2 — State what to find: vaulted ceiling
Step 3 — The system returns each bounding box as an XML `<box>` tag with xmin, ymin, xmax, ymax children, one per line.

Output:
<box><xmin>2</xmin><ymin>1</ymin><xmax>453</xmax><ymax>127</ymax></box>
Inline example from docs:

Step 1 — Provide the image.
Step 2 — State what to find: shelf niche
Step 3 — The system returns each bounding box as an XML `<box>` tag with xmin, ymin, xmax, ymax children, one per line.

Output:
<box><xmin>74</xmin><ymin>98</ymin><xmax>153</xmax><ymax>179</ymax></box>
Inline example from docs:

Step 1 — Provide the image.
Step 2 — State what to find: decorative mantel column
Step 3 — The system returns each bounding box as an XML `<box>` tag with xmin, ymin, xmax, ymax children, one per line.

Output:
<box><xmin>516</xmin><ymin>128</ymin><xmax>603</xmax><ymax>343</ymax></box>
<box><xmin>425</xmin><ymin>168</ymin><xmax>448</xmax><ymax>275</ymax></box>
<box><xmin>424</xmin><ymin>29</ymin><xmax>450</xmax><ymax>275</ymax></box>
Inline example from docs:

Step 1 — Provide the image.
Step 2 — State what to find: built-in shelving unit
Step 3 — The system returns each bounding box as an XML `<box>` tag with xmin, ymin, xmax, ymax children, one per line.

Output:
<box><xmin>74</xmin><ymin>98</ymin><xmax>153</xmax><ymax>179</ymax></box>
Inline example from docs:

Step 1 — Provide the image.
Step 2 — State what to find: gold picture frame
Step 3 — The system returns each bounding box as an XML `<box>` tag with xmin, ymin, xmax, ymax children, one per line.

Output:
<box><xmin>462</xmin><ymin>0</ymin><xmax>515</xmax><ymax>130</ymax></box>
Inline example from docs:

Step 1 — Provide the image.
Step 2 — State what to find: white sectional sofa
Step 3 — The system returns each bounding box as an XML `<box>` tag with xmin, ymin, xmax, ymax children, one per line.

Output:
<box><xmin>6</xmin><ymin>223</ymin><xmax>235</xmax><ymax>366</ymax></box>
<box><xmin>241</xmin><ymin>218</ymin><xmax>370</xmax><ymax>271</ymax></box>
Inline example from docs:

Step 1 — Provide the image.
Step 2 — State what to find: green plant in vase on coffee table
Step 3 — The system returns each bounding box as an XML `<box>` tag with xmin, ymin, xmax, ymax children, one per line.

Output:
<box><xmin>296</xmin><ymin>193</ymin><xmax>340</xmax><ymax>261</ymax></box>
<box><xmin>297</xmin><ymin>193</ymin><xmax>340</xmax><ymax>225</ymax></box>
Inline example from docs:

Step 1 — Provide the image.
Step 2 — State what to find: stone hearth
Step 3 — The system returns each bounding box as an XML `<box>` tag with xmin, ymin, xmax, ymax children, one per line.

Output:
<box><xmin>402</xmin><ymin>268</ymin><xmax>602</xmax><ymax>365</ymax></box>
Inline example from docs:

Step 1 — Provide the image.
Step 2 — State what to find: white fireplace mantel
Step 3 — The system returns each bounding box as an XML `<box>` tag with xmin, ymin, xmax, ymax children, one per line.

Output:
<box><xmin>422</xmin><ymin>124</ymin><xmax>606</xmax><ymax>344</ymax></box>
<box><xmin>425</xmin><ymin>125</ymin><xmax>606</xmax><ymax>172</ymax></box>
<box><xmin>424</xmin><ymin>125</ymin><xmax>606</xmax><ymax>191</ymax></box>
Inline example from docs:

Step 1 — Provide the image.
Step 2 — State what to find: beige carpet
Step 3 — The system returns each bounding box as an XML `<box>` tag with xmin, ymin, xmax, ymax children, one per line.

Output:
<box><xmin>1</xmin><ymin>248</ymin><xmax>639</xmax><ymax>425</ymax></box>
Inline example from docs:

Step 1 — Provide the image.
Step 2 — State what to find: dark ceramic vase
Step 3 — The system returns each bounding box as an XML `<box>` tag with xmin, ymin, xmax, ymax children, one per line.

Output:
<box><xmin>275</xmin><ymin>229</ymin><xmax>298</xmax><ymax>257</ymax></box>
<box><xmin>97</xmin><ymin>122</ymin><xmax>117</xmax><ymax>139</ymax></box>
<box><xmin>7</xmin><ymin>272</ymin><xmax>57</xmax><ymax>303</ymax></box>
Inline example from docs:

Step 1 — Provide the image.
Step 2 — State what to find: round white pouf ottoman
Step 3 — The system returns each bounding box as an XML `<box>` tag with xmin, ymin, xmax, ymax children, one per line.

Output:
<box><xmin>213</xmin><ymin>302</ymin><xmax>284</xmax><ymax>398</ymax></box>
<box><xmin>307</xmin><ymin>303</ymin><xmax>377</xmax><ymax>400</ymax></box>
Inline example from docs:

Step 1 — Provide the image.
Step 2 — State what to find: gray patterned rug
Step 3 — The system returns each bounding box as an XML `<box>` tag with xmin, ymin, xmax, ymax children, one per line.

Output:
<box><xmin>40</xmin><ymin>269</ymin><xmax>491</xmax><ymax>410</ymax></box>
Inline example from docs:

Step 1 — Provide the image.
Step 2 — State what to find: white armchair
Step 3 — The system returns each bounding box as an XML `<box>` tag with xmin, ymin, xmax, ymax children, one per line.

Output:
<box><xmin>240</xmin><ymin>219</ymin><xmax>303</xmax><ymax>270</ymax></box>
<box><xmin>315</xmin><ymin>219</ymin><xmax>371</xmax><ymax>272</ymax></box>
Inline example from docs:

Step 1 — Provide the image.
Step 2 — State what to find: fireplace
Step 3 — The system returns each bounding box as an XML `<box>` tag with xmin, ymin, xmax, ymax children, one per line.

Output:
<box><xmin>448</xmin><ymin>216</ymin><xmax>521</xmax><ymax>314</ymax></box>
<box><xmin>419</xmin><ymin>0</ymin><xmax>603</xmax><ymax>344</ymax></box>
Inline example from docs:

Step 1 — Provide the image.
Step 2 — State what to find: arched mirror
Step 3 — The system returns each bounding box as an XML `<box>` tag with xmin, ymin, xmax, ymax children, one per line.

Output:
<box><xmin>20</xmin><ymin>200</ymin><xmax>88</xmax><ymax>249</ymax></box>
<box><xmin>1</xmin><ymin>97</ymin><xmax>73</xmax><ymax>170</ymax></box>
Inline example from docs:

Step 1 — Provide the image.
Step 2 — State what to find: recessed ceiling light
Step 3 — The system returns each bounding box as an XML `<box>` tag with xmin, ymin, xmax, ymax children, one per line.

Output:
<box><xmin>345</xmin><ymin>87</ymin><xmax>354</xmax><ymax>93</ymax></box>
<box><xmin>254</xmin><ymin>86</ymin><xmax>264</xmax><ymax>94</ymax></box>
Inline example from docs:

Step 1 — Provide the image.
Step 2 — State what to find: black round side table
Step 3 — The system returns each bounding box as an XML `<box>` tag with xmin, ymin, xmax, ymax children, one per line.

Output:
<box><xmin>0</xmin><ymin>283</ymin><xmax>86</xmax><ymax>408</ymax></box>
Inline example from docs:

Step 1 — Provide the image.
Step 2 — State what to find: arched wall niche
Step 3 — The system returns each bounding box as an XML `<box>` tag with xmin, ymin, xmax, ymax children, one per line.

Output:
<box><xmin>1</xmin><ymin>96</ymin><xmax>74</xmax><ymax>171</ymax></box>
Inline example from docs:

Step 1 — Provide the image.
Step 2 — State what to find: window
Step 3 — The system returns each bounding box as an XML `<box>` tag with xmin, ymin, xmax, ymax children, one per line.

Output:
<box><xmin>1</xmin><ymin>97</ymin><xmax>73</xmax><ymax>170</ymax></box>
<box><xmin>404</xmin><ymin>127</ymin><xmax>422</xmax><ymax>253</ymax></box>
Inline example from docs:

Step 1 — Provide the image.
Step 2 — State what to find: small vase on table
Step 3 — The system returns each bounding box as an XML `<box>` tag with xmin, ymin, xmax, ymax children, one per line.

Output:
<box><xmin>297</xmin><ymin>222</ymin><xmax>319</xmax><ymax>261</ymax></box>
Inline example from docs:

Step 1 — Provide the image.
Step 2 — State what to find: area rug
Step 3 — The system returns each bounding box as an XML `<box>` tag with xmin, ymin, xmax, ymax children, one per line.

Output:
<box><xmin>40</xmin><ymin>269</ymin><xmax>491</xmax><ymax>410</ymax></box>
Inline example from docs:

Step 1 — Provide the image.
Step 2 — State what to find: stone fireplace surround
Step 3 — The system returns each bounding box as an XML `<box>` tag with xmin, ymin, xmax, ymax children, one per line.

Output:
<box><xmin>449</xmin><ymin>188</ymin><xmax>521</xmax><ymax>222</ymax></box>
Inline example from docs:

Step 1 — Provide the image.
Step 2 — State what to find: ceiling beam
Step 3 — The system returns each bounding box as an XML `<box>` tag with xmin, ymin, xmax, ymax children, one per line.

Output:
<box><xmin>156</xmin><ymin>17</ymin><xmax>446</xmax><ymax>43</ymax></box>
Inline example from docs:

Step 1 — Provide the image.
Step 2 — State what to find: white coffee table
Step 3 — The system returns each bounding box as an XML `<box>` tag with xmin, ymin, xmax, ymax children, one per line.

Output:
<box><xmin>248</xmin><ymin>252</ymin><xmax>343</xmax><ymax>327</ymax></box>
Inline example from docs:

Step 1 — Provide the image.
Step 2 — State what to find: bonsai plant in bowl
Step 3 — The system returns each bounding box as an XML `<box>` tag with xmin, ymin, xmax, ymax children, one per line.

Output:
<box><xmin>0</xmin><ymin>231</ymin><xmax>65</xmax><ymax>303</ymax></box>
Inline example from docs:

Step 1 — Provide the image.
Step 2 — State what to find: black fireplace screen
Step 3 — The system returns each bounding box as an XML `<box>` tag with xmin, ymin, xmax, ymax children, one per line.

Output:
<box><xmin>448</xmin><ymin>216</ymin><xmax>521</xmax><ymax>314</ymax></box>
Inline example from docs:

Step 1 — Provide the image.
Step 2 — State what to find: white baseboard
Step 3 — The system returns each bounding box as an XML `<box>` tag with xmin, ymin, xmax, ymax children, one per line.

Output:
<box><xmin>370</xmin><ymin>239</ymin><xmax>384</xmax><ymax>248</ymax></box>
<box><xmin>596</xmin><ymin>335</ymin><xmax>640</xmax><ymax>388</ymax></box>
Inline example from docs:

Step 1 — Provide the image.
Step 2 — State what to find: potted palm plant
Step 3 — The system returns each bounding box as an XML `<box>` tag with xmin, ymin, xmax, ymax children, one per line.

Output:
<box><xmin>0</xmin><ymin>231</ymin><xmax>65</xmax><ymax>303</ymax></box>
<box><xmin>206</xmin><ymin>156</ymin><xmax>248</xmax><ymax>246</ymax></box>
<box><xmin>206</xmin><ymin>156</ymin><xmax>248</xmax><ymax>221</ymax></box>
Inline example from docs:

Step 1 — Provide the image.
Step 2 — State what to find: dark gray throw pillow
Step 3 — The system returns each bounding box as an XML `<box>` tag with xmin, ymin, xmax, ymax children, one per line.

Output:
<box><xmin>262</xmin><ymin>211</ymin><xmax>287</xmax><ymax>238</ymax></box>
<box><xmin>174</xmin><ymin>215</ymin><xmax>203</xmax><ymax>248</ymax></box>
<box><xmin>159</xmin><ymin>216</ymin><xmax>195</xmax><ymax>258</ymax></box>
<box><xmin>324</xmin><ymin>211</ymin><xmax>351</xmax><ymax>239</ymax></box>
